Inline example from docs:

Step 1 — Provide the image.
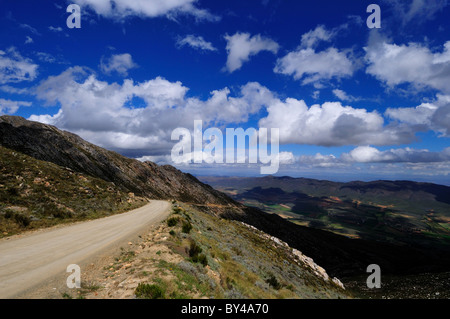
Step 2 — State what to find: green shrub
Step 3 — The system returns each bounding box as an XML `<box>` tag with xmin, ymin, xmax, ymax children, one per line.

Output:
<box><xmin>167</xmin><ymin>217</ymin><xmax>179</xmax><ymax>227</ymax></box>
<box><xmin>135</xmin><ymin>283</ymin><xmax>165</xmax><ymax>299</ymax></box>
<box><xmin>188</xmin><ymin>241</ymin><xmax>208</xmax><ymax>266</ymax></box>
<box><xmin>188</xmin><ymin>241</ymin><xmax>202</xmax><ymax>257</ymax></box>
<box><xmin>173</xmin><ymin>207</ymin><xmax>182</xmax><ymax>214</ymax></box>
<box><xmin>192</xmin><ymin>253</ymin><xmax>208</xmax><ymax>266</ymax></box>
<box><xmin>169</xmin><ymin>230</ymin><xmax>176</xmax><ymax>236</ymax></box>
<box><xmin>182</xmin><ymin>221</ymin><xmax>192</xmax><ymax>233</ymax></box>
<box><xmin>266</xmin><ymin>273</ymin><xmax>281</xmax><ymax>290</ymax></box>
<box><xmin>13</xmin><ymin>213</ymin><xmax>31</xmax><ymax>227</ymax></box>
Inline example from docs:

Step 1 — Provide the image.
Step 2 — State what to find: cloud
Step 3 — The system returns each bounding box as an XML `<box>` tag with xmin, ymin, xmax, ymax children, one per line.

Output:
<box><xmin>29</xmin><ymin>66</ymin><xmax>440</xmax><ymax>156</ymax></box>
<box><xmin>224</xmin><ymin>32</ymin><xmax>279</xmax><ymax>73</ymax></box>
<box><xmin>273</xmin><ymin>22</ymin><xmax>366</xmax><ymax>86</ymax></box>
<box><xmin>176</xmin><ymin>35</ymin><xmax>217</xmax><ymax>52</ymax></box>
<box><xmin>35</xmin><ymin>52</ymin><xmax>56</xmax><ymax>63</ymax></box>
<box><xmin>300</xmin><ymin>25</ymin><xmax>335</xmax><ymax>48</ymax></box>
<box><xmin>0</xmin><ymin>98</ymin><xmax>32</xmax><ymax>115</ymax></box>
<box><xmin>291</xmin><ymin>146</ymin><xmax>450</xmax><ymax>168</ymax></box>
<box><xmin>19</xmin><ymin>23</ymin><xmax>41</xmax><ymax>36</ymax></box>
<box><xmin>365</xmin><ymin>35</ymin><xmax>450</xmax><ymax>94</ymax></box>
<box><xmin>386</xmin><ymin>94</ymin><xmax>450</xmax><ymax>136</ymax></box>
<box><xmin>24</xmin><ymin>36</ymin><xmax>33</xmax><ymax>44</ymax></box>
<box><xmin>48</xmin><ymin>26</ymin><xmax>63</xmax><ymax>32</ymax></box>
<box><xmin>100</xmin><ymin>53</ymin><xmax>138</xmax><ymax>76</ymax></box>
<box><xmin>0</xmin><ymin>85</ymin><xmax>29</xmax><ymax>94</ymax></box>
<box><xmin>332</xmin><ymin>89</ymin><xmax>360</xmax><ymax>102</ymax></box>
<box><xmin>300</xmin><ymin>20</ymin><xmax>363</xmax><ymax>49</ymax></box>
<box><xmin>259</xmin><ymin>97</ymin><xmax>415</xmax><ymax>147</ymax></box>
<box><xmin>0</xmin><ymin>47</ymin><xmax>38</xmax><ymax>84</ymax></box>
<box><xmin>342</xmin><ymin>145</ymin><xmax>450</xmax><ymax>163</ymax></box>
<box><xmin>383</xmin><ymin>0</ymin><xmax>449</xmax><ymax>25</ymax></box>
<box><xmin>29</xmin><ymin>67</ymin><xmax>273</xmax><ymax>155</ymax></box>
<box><xmin>274</xmin><ymin>47</ymin><xmax>355</xmax><ymax>85</ymax></box>
<box><xmin>312</xmin><ymin>90</ymin><xmax>320</xmax><ymax>100</ymax></box>
<box><xmin>71</xmin><ymin>0</ymin><xmax>219</xmax><ymax>22</ymax></box>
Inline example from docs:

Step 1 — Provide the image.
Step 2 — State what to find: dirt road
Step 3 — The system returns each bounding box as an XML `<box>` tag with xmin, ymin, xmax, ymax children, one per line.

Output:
<box><xmin>0</xmin><ymin>200</ymin><xmax>170</xmax><ymax>298</ymax></box>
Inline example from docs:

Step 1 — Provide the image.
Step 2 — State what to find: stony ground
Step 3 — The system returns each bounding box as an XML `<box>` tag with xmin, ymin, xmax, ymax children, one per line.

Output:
<box><xmin>59</xmin><ymin>203</ymin><xmax>351</xmax><ymax>299</ymax></box>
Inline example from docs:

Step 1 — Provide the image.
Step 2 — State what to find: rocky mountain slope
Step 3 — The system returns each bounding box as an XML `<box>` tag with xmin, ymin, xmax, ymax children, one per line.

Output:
<box><xmin>64</xmin><ymin>203</ymin><xmax>349</xmax><ymax>299</ymax></box>
<box><xmin>0</xmin><ymin>116</ymin><xmax>234</xmax><ymax>206</ymax></box>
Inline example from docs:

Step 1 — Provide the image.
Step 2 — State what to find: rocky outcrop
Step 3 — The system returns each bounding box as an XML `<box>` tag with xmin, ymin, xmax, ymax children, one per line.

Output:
<box><xmin>240</xmin><ymin>222</ymin><xmax>345</xmax><ymax>290</ymax></box>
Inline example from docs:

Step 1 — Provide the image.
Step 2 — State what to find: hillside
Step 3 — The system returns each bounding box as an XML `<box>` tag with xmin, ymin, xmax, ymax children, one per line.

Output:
<box><xmin>59</xmin><ymin>203</ymin><xmax>350</xmax><ymax>299</ymax></box>
<box><xmin>2</xmin><ymin>115</ymin><xmax>450</xmax><ymax>286</ymax></box>
<box><xmin>0</xmin><ymin>145</ymin><xmax>147</xmax><ymax>237</ymax></box>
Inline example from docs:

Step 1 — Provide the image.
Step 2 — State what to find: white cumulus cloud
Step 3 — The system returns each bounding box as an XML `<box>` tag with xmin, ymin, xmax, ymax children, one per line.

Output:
<box><xmin>259</xmin><ymin>98</ymin><xmax>415</xmax><ymax>146</ymax></box>
<box><xmin>275</xmin><ymin>47</ymin><xmax>355</xmax><ymax>85</ymax></box>
<box><xmin>176</xmin><ymin>35</ymin><xmax>217</xmax><ymax>52</ymax></box>
<box><xmin>224</xmin><ymin>32</ymin><xmax>279</xmax><ymax>73</ymax></box>
<box><xmin>365</xmin><ymin>35</ymin><xmax>450</xmax><ymax>94</ymax></box>
<box><xmin>71</xmin><ymin>0</ymin><xmax>219</xmax><ymax>22</ymax></box>
<box><xmin>100</xmin><ymin>53</ymin><xmax>138</xmax><ymax>76</ymax></box>
<box><xmin>29</xmin><ymin>67</ymin><xmax>273</xmax><ymax>155</ymax></box>
<box><xmin>0</xmin><ymin>47</ymin><xmax>38</xmax><ymax>84</ymax></box>
<box><xmin>0</xmin><ymin>98</ymin><xmax>32</xmax><ymax>115</ymax></box>
<box><xmin>385</xmin><ymin>94</ymin><xmax>450</xmax><ymax>136</ymax></box>
<box><xmin>274</xmin><ymin>24</ymin><xmax>357</xmax><ymax>86</ymax></box>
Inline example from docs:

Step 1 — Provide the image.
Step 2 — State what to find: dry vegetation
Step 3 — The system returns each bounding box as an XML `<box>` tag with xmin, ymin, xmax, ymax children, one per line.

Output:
<box><xmin>70</xmin><ymin>203</ymin><xmax>350</xmax><ymax>299</ymax></box>
<box><xmin>0</xmin><ymin>146</ymin><xmax>147</xmax><ymax>238</ymax></box>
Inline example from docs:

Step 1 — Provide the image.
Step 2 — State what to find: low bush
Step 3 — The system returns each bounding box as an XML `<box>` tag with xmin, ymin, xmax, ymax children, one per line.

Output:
<box><xmin>167</xmin><ymin>217</ymin><xmax>179</xmax><ymax>227</ymax></box>
<box><xmin>188</xmin><ymin>241</ymin><xmax>202</xmax><ymax>257</ymax></box>
<box><xmin>192</xmin><ymin>253</ymin><xmax>208</xmax><ymax>266</ymax></box>
<box><xmin>13</xmin><ymin>213</ymin><xmax>31</xmax><ymax>228</ymax></box>
<box><xmin>182</xmin><ymin>221</ymin><xmax>193</xmax><ymax>233</ymax></box>
<box><xmin>265</xmin><ymin>273</ymin><xmax>282</xmax><ymax>290</ymax></box>
<box><xmin>188</xmin><ymin>241</ymin><xmax>208</xmax><ymax>266</ymax></box>
<box><xmin>135</xmin><ymin>283</ymin><xmax>165</xmax><ymax>299</ymax></box>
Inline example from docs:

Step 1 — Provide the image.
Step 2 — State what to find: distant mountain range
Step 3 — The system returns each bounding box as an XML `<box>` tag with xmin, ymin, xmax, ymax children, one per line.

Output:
<box><xmin>2</xmin><ymin>115</ymin><xmax>450</xmax><ymax>281</ymax></box>
<box><xmin>200</xmin><ymin>175</ymin><xmax>450</xmax><ymax>248</ymax></box>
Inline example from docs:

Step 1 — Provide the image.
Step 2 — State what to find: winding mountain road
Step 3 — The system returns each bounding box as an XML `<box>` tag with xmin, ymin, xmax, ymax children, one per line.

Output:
<box><xmin>0</xmin><ymin>200</ymin><xmax>170</xmax><ymax>298</ymax></box>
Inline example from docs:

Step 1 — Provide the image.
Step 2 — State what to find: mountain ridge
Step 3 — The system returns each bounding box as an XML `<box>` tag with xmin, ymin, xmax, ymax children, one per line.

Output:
<box><xmin>0</xmin><ymin>115</ymin><xmax>236</xmax><ymax>207</ymax></box>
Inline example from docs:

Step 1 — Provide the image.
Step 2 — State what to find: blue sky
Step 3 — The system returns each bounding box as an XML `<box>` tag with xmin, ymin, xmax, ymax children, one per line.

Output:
<box><xmin>0</xmin><ymin>0</ymin><xmax>450</xmax><ymax>184</ymax></box>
